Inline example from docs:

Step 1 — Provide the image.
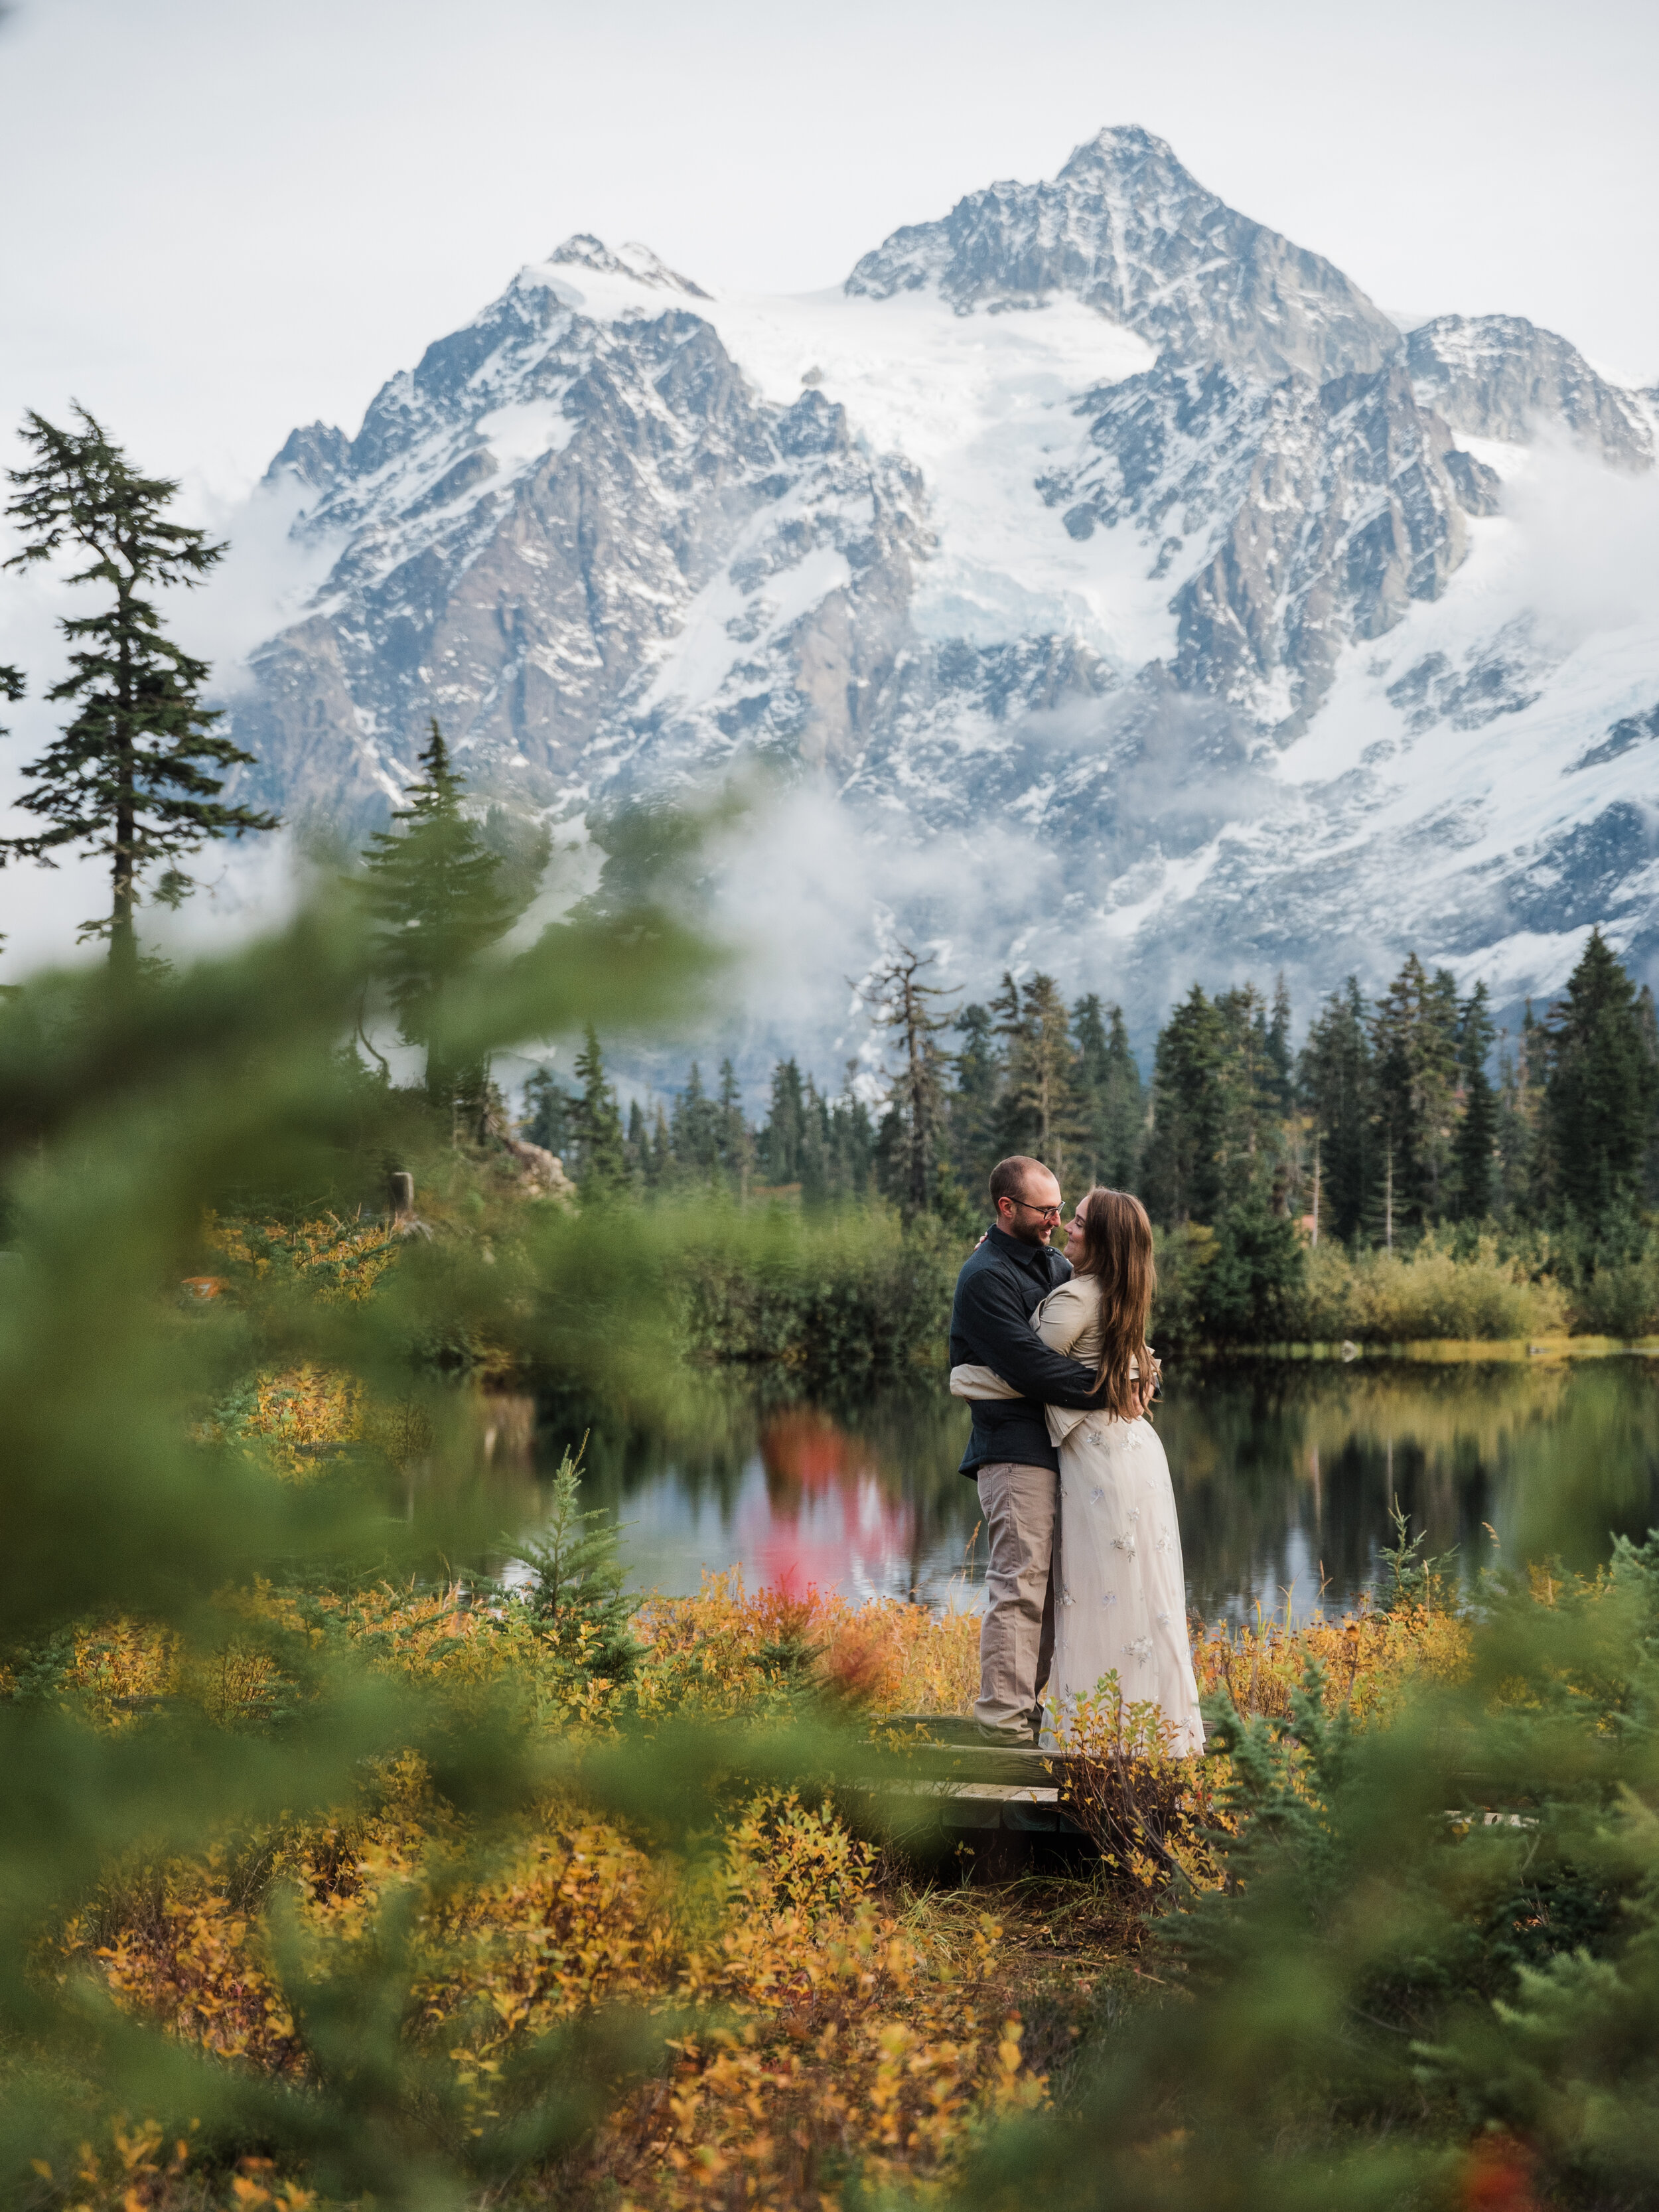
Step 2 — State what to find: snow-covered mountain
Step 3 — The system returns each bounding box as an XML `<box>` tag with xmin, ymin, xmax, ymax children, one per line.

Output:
<box><xmin>221</xmin><ymin>126</ymin><xmax>1659</xmax><ymax>1048</ymax></box>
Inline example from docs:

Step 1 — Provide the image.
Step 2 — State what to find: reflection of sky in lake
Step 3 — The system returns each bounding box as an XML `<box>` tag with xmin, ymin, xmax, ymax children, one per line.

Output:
<box><xmin>525</xmin><ymin>1358</ymin><xmax>1659</xmax><ymax>1628</ymax></box>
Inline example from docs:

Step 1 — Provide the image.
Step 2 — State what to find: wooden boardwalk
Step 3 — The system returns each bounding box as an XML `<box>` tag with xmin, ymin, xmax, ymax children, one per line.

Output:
<box><xmin>853</xmin><ymin>1714</ymin><xmax>1090</xmax><ymax>1851</ymax></box>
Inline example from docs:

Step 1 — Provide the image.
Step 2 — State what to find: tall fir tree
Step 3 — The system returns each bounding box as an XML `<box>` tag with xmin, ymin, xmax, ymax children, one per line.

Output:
<box><xmin>1074</xmin><ymin>994</ymin><xmax>1111</xmax><ymax>1183</ymax></box>
<box><xmin>1298</xmin><ymin>979</ymin><xmax>1375</xmax><ymax>1242</ymax></box>
<box><xmin>625</xmin><ymin>1098</ymin><xmax>650</xmax><ymax>1183</ymax></box>
<box><xmin>1370</xmin><ymin>954</ymin><xmax>1461</xmax><ymax>1230</ymax></box>
<box><xmin>1101</xmin><ymin>1002</ymin><xmax>1147</xmax><ymax>1189</ymax></box>
<box><xmin>648</xmin><ymin>1102</ymin><xmax>674</xmax><ymax>1188</ymax></box>
<box><xmin>859</xmin><ymin>943</ymin><xmax>957</xmax><ymax>1214</ymax></box>
<box><xmin>717</xmin><ymin>1057</ymin><xmax>751</xmax><ymax>1195</ymax></box>
<box><xmin>1639</xmin><ymin>986</ymin><xmax>1659</xmax><ymax>1207</ymax></box>
<box><xmin>988</xmin><ymin>971</ymin><xmax>1025</xmax><ymax>1130</ymax></box>
<box><xmin>2</xmin><ymin>407</ymin><xmax>277</xmax><ymax>966</ymax></box>
<box><xmin>672</xmin><ymin>1061</ymin><xmax>723</xmax><ymax>1178</ymax></box>
<box><xmin>1141</xmin><ymin>985</ymin><xmax>1228</xmax><ymax>1224</ymax></box>
<box><xmin>0</xmin><ymin>660</ymin><xmax>21</xmax><ymax>939</ymax></box>
<box><xmin>998</xmin><ymin>971</ymin><xmax>1086</xmax><ymax>1178</ymax></box>
<box><xmin>521</xmin><ymin>1067</ymin><xmax>575</xmax><ymax>1163</ymax></box>
<box><xmin>1212</xmin><ymin>983</ymin><xmax>1283</xmax><ymax>1211</ymax></box>
<box><xmin>1073</xmin><ymin>994</ymin><xmax>1145</xmax><ymax>1189</ymax></box>
<box><xmin>571</xmin><ymin>1023</ymin><xmax>628</xmax><ymax>1196</ymax></box>
<box><xmin>799</xmin><ymin>1075</ymin><xmax>830</xmax><ymax>1208</ymax></box>
<box><xmin>1495</xmin><ymin>1005</ymin><xmax>1544</xmax><ymax>1217</ymax></box>
<box><xmin>949</xmin><ymin>1003</ymin><xmax>1002</xmax><ymax>1199</ymax></box>
<box><xmin>1452</xmin><ymin>980</ymin><xmax>1498</xmax><ymax>1221</ymax></box>
<box><xmin>759</xmin><ymin>1059</ymin><xmax>807</xmax><ymax>1185</ymax></box>
<box><xmin>358</xmin><ymin>722</ymin><xmax>522</xmax><ymax>1112</ymax></box>
<box><xmin>1265</xmin><ymin>972</ymin><xmax>1295</xmax><ymax>1113</ymax></box>
<box><xmin>1541</xmin><ymin>929</ymin><xmax>1656</xmax><ymax>1226</ymax></box>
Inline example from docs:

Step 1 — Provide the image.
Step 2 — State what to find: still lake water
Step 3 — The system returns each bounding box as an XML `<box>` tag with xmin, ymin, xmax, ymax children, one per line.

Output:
<box><xmin>504</xmin><ymin>1357</ymin><xmax>1659</xmax><ymax>1626</ymax></box>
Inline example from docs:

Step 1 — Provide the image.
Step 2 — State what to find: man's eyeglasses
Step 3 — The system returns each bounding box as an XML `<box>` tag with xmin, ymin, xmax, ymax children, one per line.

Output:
<box><xmin>1007</xmin><ymin>1197</ymin><xmax>1062</xmax><ymax>1222</ymax></box>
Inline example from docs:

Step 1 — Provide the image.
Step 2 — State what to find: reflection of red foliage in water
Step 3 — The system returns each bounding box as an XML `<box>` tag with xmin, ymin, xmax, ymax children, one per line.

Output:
<box><xmin>1461</xmin><ymin>2138</ymin><xmax>1537</xmax><ymax>2212</ymax></box>
<box><xmin>749</xmin><ymin>1409</ymin><xmax>917</xmax><ymax>1598</ymax></box>
<box><xmin>762</xmin><ymin>1410</ymin><xmax>855</xmax><ymax>1501</ymax></box>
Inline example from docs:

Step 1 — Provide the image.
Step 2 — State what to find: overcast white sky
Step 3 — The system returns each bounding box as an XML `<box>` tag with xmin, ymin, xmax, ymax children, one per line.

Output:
<box><xmin>0</xmin><ymin>0</ymin><xmax>1656</xmax><ymax>972</ymax></box>
<box><xmin>4</xmin><ymin>0</ymin><xmax>1658</xmax><ymax>509</ymax></box>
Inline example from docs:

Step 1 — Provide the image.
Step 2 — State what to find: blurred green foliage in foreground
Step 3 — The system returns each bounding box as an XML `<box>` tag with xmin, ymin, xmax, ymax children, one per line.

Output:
<box><xmin>0</xmin><ymin>888</ymin><xmax>725</xmax><ymax>2201</ymax></box>
<box><xmin>9</xmin><ymin>887</ymin><xmax>1659</xmax><ymax>2211</ymax></box>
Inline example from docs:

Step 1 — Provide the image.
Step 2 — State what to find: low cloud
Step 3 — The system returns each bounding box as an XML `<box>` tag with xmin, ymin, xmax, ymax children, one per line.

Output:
<box><xmin>1499</xmin><ymin>433</ymin><xmax>1659</xmax><ymax>650</ymax></box>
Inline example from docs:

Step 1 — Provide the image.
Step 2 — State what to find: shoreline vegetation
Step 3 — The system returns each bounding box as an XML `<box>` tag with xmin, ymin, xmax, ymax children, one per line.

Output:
<box><xmin>668</xmin><ymin>1203</ymin><xmax>1659</xmax><ymax>1386</ymax></box>
<box><xmin>1215</xmin><ymin>1335</ymin><xmax>1659</xmax><ymax>1361</ymax></box>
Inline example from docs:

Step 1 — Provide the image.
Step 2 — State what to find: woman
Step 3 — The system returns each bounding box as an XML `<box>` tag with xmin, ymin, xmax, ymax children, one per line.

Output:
<box><xmin>951</xmin><ymin>1187</ymin><xmax>1204</xmax><ymax>1754</ymax></box>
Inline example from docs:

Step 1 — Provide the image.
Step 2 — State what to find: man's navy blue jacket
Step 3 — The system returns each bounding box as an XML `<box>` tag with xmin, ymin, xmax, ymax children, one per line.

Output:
<box><xmin>948</xmin><ymin>1225</ymin><xmax>1105</xmax><ymax>1477</ymax></box>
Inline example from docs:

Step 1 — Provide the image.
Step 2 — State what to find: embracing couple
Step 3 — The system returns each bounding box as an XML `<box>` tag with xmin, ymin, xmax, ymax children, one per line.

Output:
<box><xmin>949</xmin><ymin>1155</ymin><xmax>1204</xmax><ymax>1753</ymax></box>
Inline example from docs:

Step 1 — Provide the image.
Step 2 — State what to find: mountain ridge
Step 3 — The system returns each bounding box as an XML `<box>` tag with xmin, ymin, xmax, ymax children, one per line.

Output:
<box><xmin>220</xmin><ymin>125</ymin><xmax>1659</xmax><ymax>1055</ymax></box>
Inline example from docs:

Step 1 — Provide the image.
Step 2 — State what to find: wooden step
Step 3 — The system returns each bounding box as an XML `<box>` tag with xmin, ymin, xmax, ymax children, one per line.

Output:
<box><xmin>868</xmin><ymin>1713</ymin><xmax>989</xmax><ymax>1745</ymax></box>
<box><xmin>867</xmin><ymin>1741</ymin><xmax>1067</xmax><ymax>1788</ymax></box>
<box><xmin>860</xmin><ymin>1714</ymin><xmax>1076</xmax><ymax>1791</ymax></box>
<box><xmin>869</xmin><ymin>1779</ymin><xmax>1071</xmax><ymax>1833</ymax></box>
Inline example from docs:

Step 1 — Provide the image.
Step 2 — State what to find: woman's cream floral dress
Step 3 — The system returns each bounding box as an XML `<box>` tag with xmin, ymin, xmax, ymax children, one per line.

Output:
<box><xmin>951</xmin><ymin>1273</ymin><xmax>1204</xmax><ymax>1754</ymax></box>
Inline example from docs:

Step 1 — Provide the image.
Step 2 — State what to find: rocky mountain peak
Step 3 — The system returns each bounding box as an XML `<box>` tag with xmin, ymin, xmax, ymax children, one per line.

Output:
<box><xmin>1405</xmin><ymin>314</ymin><xmax>1652</xmax><ymax>469</ymax></box>
<box><xmin>263</xmin><ymin>420</ymin><xmax>350</xmax><ymax>492</ymax></box>
<box><xmin>1054</xmin><ymin>122</ymin><xmax>1188</xmax><ymax>186</ymax></box>
<box><xmin>845</xmin><ymin>123</ymin><xmax>1400</xmax><ymax>383</ymax></box>
<box><xmin>547</xmin><ymin>233</ymin><xmax>710</xmax><ymax>298</ymax></box>
<box><xmin>225</xmin><ymin>131</ymin><xmax>1659</xmax><ymax>1047</ymax></box>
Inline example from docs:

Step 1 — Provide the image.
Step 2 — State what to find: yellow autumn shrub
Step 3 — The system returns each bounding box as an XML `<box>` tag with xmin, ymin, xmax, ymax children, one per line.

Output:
<box><xmin>41</xmin><ymin>1552</ymin><xmax>1494</xmax><ymax>2208</ymax></box>
<box><xmin>204</xmin><ymin>1213</ymin><xmax>401</xmax><ymax>1305</ymax></box>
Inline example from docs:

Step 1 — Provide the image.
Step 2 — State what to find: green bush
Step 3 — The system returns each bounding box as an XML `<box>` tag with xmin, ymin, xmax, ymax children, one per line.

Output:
<box><xmin>1200</xmin><ymin>1201</ymin><xmax>1306</xmax><ymax>1344</ymax></box>
<box><xmin>1300</xmin><ymin>1230</ymin><xmax>1569</xmax><ymax>1343</ymax></box>
<box><xmin>0</xmin><ymin>895</ymin><xmax>727</xmax><ymax>2203</ymax></box>
<box><xmin>958</xmin><ymin>1536</ymin><xmax>1659</xmax><ymax>2212</ymax></box>
<box><xmin>678</xmin><ymin>1201</ymin><xmax>958</xmax><ymax>1387</ymax></box>
<box><xmin>1150</xmin><ymin>1221</ymin><xmax>1216</xmax><ymax>1348</ymax></box>
<box><xmin>1569</xmin><ymin>1246</ymin><xmax>1659</xmax><ymax>1336</ymax></box>
<box><xmin>1546</xmin><ymin>1210</ymin><xmax>1659</xmax><ymax>1337</ymax></box>
<box><xmin>1153</xmin><ymin>1221</ymin><xmax>1568</xmax><ymax>1345</ymax></box>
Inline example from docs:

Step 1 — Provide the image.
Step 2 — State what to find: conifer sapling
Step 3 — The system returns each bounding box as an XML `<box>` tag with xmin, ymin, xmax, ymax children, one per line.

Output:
<box><xmin>358</xmin><ymin>719</ymin><xmax>526</xmax><ymax>1116</ymax></box>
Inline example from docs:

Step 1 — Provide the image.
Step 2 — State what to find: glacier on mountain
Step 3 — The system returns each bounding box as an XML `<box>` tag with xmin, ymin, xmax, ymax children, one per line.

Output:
<box><xmin>218</xmin><ymin>124</ymin><xmax>1659</xmax><ymax>1055</ymax></box>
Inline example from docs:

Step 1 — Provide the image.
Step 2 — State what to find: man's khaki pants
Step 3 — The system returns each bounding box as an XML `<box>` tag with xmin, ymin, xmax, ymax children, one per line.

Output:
<box><xmin>974</xmin><ymin>1460</ymin><xmax>1057</xmax><ymax>1736</ymax></box>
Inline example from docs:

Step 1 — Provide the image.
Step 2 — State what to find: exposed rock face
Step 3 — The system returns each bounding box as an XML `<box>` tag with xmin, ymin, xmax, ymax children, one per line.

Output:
<box><xmin>228</xmin><ymin>269</ymin><xmax>922</xmax><ymax>827</ymax></box>
<box><xmin>846</xmin><ymin>125</ymin><xmax>1402</xmax><ymax>382</ymax></box>
<box><xmin>218</xmin><ymin>126</ymin><xmax>1659</xmax><ymax>1037</ymax></box>
<box><xmin>1406</xmin><ymin>315</ymin><xmax>1654</xmax><ymax>468</ymax></box>
<box><xmin>548</xmin><ymin>234</ymin><xmax>711</xmax><ymax>297</ymax></box>
<box><xmin>264</xmin><ymin>421</ymin><xmax>350</xmax><ymax>491</ymax></box>
<box><xmin>1569</xmin><ymin>701</ymin><xmax>1659</xmax><ymax>773</ymax></box>
<box><xmin>1043</xmin><ymin>358</ymin><xmax>1502</xmax><ymax>733</ymax></box>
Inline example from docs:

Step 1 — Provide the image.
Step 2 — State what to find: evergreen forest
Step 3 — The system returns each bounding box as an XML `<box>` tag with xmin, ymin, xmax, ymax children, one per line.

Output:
<box><xmin>528</xmin><ymin>940</ymin><xmax>1659</xmax><ymax>1347</ymax></box>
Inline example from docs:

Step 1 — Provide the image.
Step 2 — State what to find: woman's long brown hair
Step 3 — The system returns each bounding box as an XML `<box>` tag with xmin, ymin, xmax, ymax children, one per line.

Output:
<box><xmin>1070</xmin><ymin>1187</ymin><xmax>1157</xmax><ymax>1420</ymax></box>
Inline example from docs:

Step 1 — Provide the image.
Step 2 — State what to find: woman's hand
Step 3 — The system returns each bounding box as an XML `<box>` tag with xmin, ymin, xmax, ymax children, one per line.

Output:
<box><xmin>1137</xmin><ymin>1347</ymin><xmax>1162</xmax><ymax>1414</ymax></box>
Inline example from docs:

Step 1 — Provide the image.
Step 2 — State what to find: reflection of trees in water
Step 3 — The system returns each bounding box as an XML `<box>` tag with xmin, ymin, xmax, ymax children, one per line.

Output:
<box><xmin>536</xmin><ymin>1378</ymin><xmax>761</xmax><ymax>1522</ymax></box>
<box><xmin>1158</xmin><ymin>1368</ymin><xmax>1330</xmax><ymax>1620</ymax></box>
<box><xmin>530</xmin><ymin>1376</ymin><xmax>979</xmax><ymax>1580</ymax></box>
<box><xmin>1502</xmin><ymin>1362</ymin><xmax>1659</xmax><ymax>1572</ymax></box>
<box><xmin>523</xmin><ymin>1360</ymin><xmax>1659</xmax><ymax>1616</ymax></box>
<box><xmin>1165</xmin><ymin>1359</ymin><xmax>1659</xmax><ymax>1619</ymax></box>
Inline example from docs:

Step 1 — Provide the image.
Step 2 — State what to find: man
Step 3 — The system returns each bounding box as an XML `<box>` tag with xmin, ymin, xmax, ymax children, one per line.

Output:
<box><xmin>950</xmin><ymin>1155</ymin><xmax>1105</xmax><ymax>1743</ymax></box>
